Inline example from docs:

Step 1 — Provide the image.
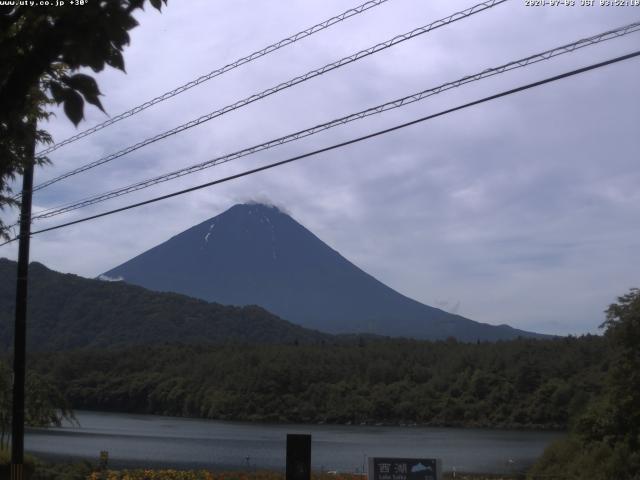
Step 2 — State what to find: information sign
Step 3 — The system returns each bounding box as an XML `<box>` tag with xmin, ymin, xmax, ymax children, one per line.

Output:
<box><xmin>368</xmin><ymin>457</ymin><xmax>441</xmax><ymax>480</ymax></box>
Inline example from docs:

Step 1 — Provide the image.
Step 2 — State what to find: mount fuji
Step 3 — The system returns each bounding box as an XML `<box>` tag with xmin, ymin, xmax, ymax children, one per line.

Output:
<box><xmin>102</xmin><ymin>203</ymin><xmax>545</xmax><ymax>341</ymax></box>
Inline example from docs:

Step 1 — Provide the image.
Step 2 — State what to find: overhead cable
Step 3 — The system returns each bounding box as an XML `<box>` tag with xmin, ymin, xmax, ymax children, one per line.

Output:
<box><xmin>35</xmin><ymin>0</ymin><xmax>392</xmax><ymax>157</ymax></box>
<box><xmin>31</xmin><ymin>21</ymin><xmax>640</xmax><ymax>220</ymax></box>
<box><xmin>26</xmin><ymin>0</ymin><xmax>508</xmax><ymax>195</ymax></box>
<box><xmin>0</xmin><ymin>48</ymin><xmax>635</xmax><ymax>246</ymax></box>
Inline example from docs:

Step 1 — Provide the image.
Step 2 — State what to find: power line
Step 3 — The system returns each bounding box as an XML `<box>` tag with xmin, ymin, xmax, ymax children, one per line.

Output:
<box><xmin>30</xmin><ymin>21</ymin><xmax>640</xmax><ymax>221</ymax></box>
<box><xmin>26</xmin><ymin>0</ymin><xmax>507</xmax><ymax>196</ymax></box>
<box><xmin>35</xmin><ymin>0</ymin><xmax>392</xmax><ymax>158</ymax></box>
<box><xmin>1</xmin><ymin>48</ymin><xmax>635</xmax><ymax>246</ymax></box>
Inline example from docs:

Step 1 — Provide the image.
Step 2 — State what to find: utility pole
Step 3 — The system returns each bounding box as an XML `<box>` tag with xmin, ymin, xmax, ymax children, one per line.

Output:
<box><xmin>11</xmin><ymin>124</ymin><xmax>35</xmax><ymax>480</ymax></box>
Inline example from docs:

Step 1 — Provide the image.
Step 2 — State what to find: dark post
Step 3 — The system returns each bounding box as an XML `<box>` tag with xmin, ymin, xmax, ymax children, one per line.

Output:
<box><xmin>286</xmin><ymin>434</ymin><xmax>311</xmax><ymax>480</ymax></box>
<box><xmin>11</xmin><ymin>131</ymin><xmax>35</xmax><ymax>480</ymax></box>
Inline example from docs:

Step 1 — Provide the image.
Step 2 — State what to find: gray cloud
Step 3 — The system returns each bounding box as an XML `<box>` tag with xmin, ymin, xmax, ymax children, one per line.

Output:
<box><xmin>2</xmin><ymin>0</ymin><xmax>638</xmax><ymax>336</ymax></box>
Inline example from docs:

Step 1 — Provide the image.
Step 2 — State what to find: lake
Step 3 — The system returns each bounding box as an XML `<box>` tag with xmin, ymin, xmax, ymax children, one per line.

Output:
<box><xmin>25</xmin><ymin>411</ymin><xmax>562</xmax><ymax>474</ymax></box>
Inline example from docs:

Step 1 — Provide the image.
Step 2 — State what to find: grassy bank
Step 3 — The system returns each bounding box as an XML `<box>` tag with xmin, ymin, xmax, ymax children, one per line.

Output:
<box><xmin>0</xmin><ymin>454</ymin><xmax>528</xmax><ymax>480</ymax></box>
<box><xmin>87</xmin><ymin>471</ymin><xmax>524</xmax><ymax>480</ymax></box>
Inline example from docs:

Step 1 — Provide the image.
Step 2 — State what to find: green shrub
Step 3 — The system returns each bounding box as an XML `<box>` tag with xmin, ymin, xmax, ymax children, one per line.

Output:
<box><xmin>0</xmin><ymin>448</ymin><xmax>38</xmax><ymax>479</ymax></box>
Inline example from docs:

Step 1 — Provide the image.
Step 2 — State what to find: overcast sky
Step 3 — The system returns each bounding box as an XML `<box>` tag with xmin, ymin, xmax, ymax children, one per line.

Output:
<box><xmin>2</xmin><ymin>0</ymin><xmax>639</xmax><ymax>335</ymax></box>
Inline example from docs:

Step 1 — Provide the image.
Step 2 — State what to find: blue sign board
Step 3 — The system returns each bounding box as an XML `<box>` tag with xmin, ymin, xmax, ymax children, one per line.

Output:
<box><xmin>368</xmin><ymin>457</ymin><xmax>441</xmax><ymax>480</ymax></box>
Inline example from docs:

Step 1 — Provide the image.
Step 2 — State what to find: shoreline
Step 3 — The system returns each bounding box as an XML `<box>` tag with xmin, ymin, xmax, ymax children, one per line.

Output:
<box><xmin>25</xmin><ymin>410</ymin><xmax>559</xmax><ymax>475</ymax></box>
<box><xmin>60</xmin><ymin>408</ymin><xmax>568</xmax><ymax>433</ymax></box>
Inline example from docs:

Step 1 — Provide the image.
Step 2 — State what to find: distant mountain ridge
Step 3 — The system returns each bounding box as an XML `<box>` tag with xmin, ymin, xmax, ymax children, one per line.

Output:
<box><xmin>103</xmin><ymin>203</ymin><xmax>546</xmax><ymax>341</ymax></box>
<box><xmin>0</xmin><ymin>258</ymin><xmax>330</xmax><ymax>351</ymax></box>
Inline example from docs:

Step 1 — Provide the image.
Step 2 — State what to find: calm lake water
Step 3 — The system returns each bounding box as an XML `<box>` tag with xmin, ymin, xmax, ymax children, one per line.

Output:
<box><xmin>25</xmin><ymin>411</ymin><xmax>562</xmax><ymax>474</ymax></box>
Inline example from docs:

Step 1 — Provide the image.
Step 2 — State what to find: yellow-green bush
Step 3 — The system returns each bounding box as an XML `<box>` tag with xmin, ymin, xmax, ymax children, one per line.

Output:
<box><xmin>0</xmin><ymin>448</ymin><xmax>38</xmax><ymax>479</ymax></box>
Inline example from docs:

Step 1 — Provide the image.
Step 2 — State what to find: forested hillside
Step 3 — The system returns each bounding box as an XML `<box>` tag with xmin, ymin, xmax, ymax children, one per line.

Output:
<box><xmin>0</xmin><ymin>259</ymin><xmax>329</xmax><ymax>350</ymax></box>
<box><xmin>29</xmin><ymin>335</ymin><xmax>607</xmax><ymax>429</ymax></box>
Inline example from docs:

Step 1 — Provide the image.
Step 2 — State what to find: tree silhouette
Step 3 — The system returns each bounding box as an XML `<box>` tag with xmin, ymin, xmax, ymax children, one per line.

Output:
<box><xmin>0</xmin><ymin>0</ymin><xmax>167</xmax><ymax>238</ymax></box>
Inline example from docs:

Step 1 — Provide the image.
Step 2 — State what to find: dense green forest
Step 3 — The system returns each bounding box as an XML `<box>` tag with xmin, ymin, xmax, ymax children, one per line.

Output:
<box><xmin>26</xmin><ymin>335</ymin><xmax>607</xmax><ymax>430</ymax></box>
